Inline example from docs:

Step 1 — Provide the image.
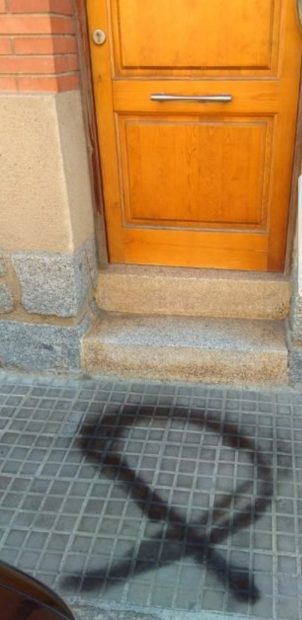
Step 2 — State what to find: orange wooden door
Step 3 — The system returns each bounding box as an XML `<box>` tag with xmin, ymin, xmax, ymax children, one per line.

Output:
<box><xmin>87</xmin><ymin>0</ymin><xmax>302</xmax><ymax>271</ymax></box>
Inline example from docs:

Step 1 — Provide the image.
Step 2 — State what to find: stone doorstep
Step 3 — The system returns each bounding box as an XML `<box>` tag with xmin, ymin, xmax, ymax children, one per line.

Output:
<box><xmin>96</xmin><ymin>265</ymin><xmax>290</xmax><ymax>320</ymax></box>
<box><xmin>82</xmin><ymin>313</ymin><xmax>288</xmax><ymax>386</ymax></box>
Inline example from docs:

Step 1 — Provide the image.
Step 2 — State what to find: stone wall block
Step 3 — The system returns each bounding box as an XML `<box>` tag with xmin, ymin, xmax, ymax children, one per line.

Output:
<box><xmin>0</xmin><ymin>252</ymin><xmax>6</xmax><ymax>276</ymax></box>
<box><xmin>0</xmin><ymin>316</ymin><xmax>91</xmax><ymax>373</ymax></box>
<box><xmin>0</xmin><ymin>283</ymin><xmax>14</xmax><ymax>314</ymax></box>
<box><xmin>289</xmin><ymin>293</ymin><xmax>302</xmax><ymax>341</ymax></box>
<box><xmin>12</xmin><ymin>239</ymin><xmax>97</xmax><ymax>318</ymax></box>
<box><xmin>288</xmin><ymin>253</ymin><xmax>302</xmax><ymax>384</ymax></box>
<box><xmin>80</xmin><ymin>238</ymin><xmax>98</xmax><ymax>286</ymax></box>
<box><xmin>288</xmin><ymin>340</ymin><xmax>302</xmax><ymax>386</ymax></box>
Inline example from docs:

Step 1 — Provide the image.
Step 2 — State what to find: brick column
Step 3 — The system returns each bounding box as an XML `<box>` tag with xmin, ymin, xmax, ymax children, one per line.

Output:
<box><xmin>0</xmin><ymin>0</ymin><xmax>98</xmax><ymax>374</ymax></box>
<box><xmin>0</xmin><ymin>0</ymin><xmax>79</xmax><ymax>92</ymax></box>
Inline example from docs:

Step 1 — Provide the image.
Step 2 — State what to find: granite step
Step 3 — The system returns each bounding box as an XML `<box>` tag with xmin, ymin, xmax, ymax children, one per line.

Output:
<box><xmin>96</xmin><ymin>265</ymin><xmax>290</xmax><ymax>320</ymax></box>
<box><xmin>82</xmin><ymin>313</ymin><xmax>288</xmax><ymax>386</ymax></box>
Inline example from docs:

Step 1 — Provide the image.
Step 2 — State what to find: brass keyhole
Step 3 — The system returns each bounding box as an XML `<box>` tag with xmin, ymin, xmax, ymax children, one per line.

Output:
<box><xmin>92</xmin><ymin>29</ymin><xmax>106</xmax><ymax>46</ymax></box>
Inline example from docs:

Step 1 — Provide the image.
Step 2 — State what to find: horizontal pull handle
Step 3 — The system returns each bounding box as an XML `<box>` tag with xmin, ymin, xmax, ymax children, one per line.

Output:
<box><xmin>150</xmin><ymin>93</ymin><xmax>232</xmax><ymax>103</ymax></box>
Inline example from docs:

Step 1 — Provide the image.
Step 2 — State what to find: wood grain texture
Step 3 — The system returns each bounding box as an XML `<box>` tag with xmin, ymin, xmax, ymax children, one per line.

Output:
<box><xmin>119</xmin><ymin>116</ymin><xmax>270</xmax><ymax>228</ymax></box>
<box><xmin>87</xmin><ymin>0</ymin><xmax>302</xmax><ymax>271</ymax></box>
<box><xmin>111</xmin><ymin>0</ymin><xmax>280</xmax><ymax>77</ymax></box>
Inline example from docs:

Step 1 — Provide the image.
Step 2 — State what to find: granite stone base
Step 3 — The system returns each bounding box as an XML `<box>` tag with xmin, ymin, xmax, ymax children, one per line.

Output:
<box><xmin>0</xmin><ymin>315</ymin><xmax>91</xmax><ymax>373</ymax></box>
<box><xmin>96</xmin><ymin>265</ymin><xmax>290</xmax><ymax>320</ymax></box>
<box><xmin>0</xmin><ymin>282</ymin><xmax>13</xmax><ymax>313</ymax></box>
<box><xmin>287</xmin><ymin>266</ymin><xmax>302</xmax><ymax>385</ymax></box>
<box><xmin>83</xmin><ymin>313</ymin><xmax>288</xmax><ymax>385</ymax></box>
<box><xmin>288</xmin><ymin>264</ymin><xmax>302</xmax><ymax>342</ymax></box>
<box><xmin>288</xmin><ymin>338</ymin><xmax>302</xmax><ymax>386</ymax></box>
<box><xmin>12</xmin><ymin>238</ymin><xmax>97</xmax><ymax>318</ymax></box>
<box><xmin>0</xmin><ymin>251</ymin><xmax>6</xmax><ymax>276</ymax></box>
<box><xmin>290</xmin><ymin>303</ymin><xmax>302</xmax><ymax>341</ymax></box>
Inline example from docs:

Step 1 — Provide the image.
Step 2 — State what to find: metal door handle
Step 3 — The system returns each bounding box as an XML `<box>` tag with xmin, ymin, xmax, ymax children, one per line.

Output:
<box><xmin>150</xmin><ymin>93</ymin><xmax>232</xmax><ymax>103</ymax></box>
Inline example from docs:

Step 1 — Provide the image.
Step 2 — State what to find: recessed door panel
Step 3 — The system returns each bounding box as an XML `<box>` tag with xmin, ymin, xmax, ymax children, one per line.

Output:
<box><xmin>119</xmin><ymin>116</ymin><xmax>271</xmax><ymax>228</ymax></box>
<box><xmin>111</xmin><ymin>0</ymin><xmax>279</xmax><ymax>76</ymax></box>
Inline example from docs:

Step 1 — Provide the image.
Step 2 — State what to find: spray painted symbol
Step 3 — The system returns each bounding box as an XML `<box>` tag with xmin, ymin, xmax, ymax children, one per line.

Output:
<box><xmin>65</xmin><ymin>407</ymin><xmax>273</xmax><ymax>603</ymax></box>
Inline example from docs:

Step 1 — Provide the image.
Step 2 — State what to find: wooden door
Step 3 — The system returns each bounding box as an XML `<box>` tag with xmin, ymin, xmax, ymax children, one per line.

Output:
<box><xmin>87</xmin><ymin>0</ymin><xmax>302</xmax><ymax>271</ymax></box>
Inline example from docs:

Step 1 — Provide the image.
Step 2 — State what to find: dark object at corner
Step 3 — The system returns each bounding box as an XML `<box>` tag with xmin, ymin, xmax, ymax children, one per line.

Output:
<box><xmin>0</xmin><ymin>561</ymin><xmax>75</xmax><ymax>620</ymax></box>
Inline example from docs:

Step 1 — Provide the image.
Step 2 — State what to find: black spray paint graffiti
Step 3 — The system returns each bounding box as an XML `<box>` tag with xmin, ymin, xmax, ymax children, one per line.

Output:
<box><xmin>64</xmin><ymin>406</ymin><xmax>273</xmax><ymax>602</ymax></box>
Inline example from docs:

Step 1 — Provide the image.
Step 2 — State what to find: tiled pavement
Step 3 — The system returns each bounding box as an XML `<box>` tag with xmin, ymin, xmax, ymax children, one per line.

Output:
<box><xmin>0</xmin><ymin>371</ymin><xmax>302</xmax><ymax>620</ymax></box>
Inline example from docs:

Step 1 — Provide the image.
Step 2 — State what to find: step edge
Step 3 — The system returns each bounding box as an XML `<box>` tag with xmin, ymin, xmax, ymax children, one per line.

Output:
<box><xmin>96</xmin><ymin>268</ymin><xmax>290</xmax><ymax>320</ymax></box>
<box><xmin>82</xmin><ymin>344</ymin><xmax>288</xmax><ymax>386</ymax></box>
<box><xmin>83</xmin><ymin>314</ymin><xmax>288</xmax><ymax>354</ymax></box>
<box><xmin>98</xmin><ymin>265</ymin><xmax>290</xmax><ymax>282</ymax></box>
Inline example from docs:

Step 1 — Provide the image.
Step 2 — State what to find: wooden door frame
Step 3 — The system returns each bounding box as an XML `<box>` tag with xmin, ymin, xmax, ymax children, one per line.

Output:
<box><xmin>74</xmin><ymin>0</ymin><xmax>109</xmax><ymax>267</ymax></box>
<box><xmin>74</xmin><ymin>0</ymin><xmax>302</xmax><ymax>276</ymax></box>
<box><xmin>285</xmin><ymin>65</ymin><xmax>302</xmax><ymax>273</ymax></box>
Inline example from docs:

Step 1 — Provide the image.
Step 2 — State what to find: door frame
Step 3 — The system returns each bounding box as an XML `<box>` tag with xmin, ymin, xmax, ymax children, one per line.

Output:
<box><xmin>74</xmin><ymin>0</ymin><xmax>302</xmax><ymax>276</ymax></box>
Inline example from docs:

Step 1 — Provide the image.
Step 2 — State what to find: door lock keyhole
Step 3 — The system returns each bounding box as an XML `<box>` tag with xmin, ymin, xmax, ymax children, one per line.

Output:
<box><xmin>92</xmin><ymin>29</ymin><xmax>106</xmax><ymax>45</ymax></box>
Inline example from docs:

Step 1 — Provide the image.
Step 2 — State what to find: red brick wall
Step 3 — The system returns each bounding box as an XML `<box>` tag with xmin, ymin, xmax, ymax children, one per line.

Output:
<box><xmin>0</xmin><ymin>0</ymin><xmax>80</xmax><ymax>92</ymax></box>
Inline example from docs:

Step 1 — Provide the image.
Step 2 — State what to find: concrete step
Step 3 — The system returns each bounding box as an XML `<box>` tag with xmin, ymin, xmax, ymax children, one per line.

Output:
<box><xmin>82</xmin><ymin>313</ymin><xmax>288</xmax><ymax>386</ymax></box>
<box><xmin>96</xmin><ymin>265</ymin><xmax>290</xmax><ymax>320</ymax></box>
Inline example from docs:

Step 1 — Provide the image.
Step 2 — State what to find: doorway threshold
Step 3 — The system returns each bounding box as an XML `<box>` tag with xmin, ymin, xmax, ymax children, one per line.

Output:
<box><xmin>96</xmin><ymin>265</ymin><xmax>290</xmax><ymax>320</ymax></box>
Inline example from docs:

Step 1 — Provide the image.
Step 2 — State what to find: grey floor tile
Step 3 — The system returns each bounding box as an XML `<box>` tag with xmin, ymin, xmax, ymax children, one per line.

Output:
<box><xmin>0</xmin><ymin>373</ymin><xmax>302</xmax><ymax>620</ymax></box>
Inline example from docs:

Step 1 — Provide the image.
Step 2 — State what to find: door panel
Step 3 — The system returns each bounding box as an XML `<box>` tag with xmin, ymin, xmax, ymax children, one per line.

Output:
<box><xmin>87</xmin><ymin>0</ymin><xmax>302</xmax><ymax>271</ymax></box>
<box><xmin>119</xmin><ymin>117</ymin><xmax>271</xmax><ymax>227</ymax></box>
<box><xmin>112</xmin><ymin>0</ymin><xmax>280</xmax><ymax>75</ymax></box>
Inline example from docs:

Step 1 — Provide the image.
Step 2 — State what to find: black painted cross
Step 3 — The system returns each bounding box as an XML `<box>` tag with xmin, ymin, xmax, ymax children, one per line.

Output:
<box><xmin>64</xmin><ymin>407</ymin><xmax>273</xmax><ymax>603</ymax></box>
